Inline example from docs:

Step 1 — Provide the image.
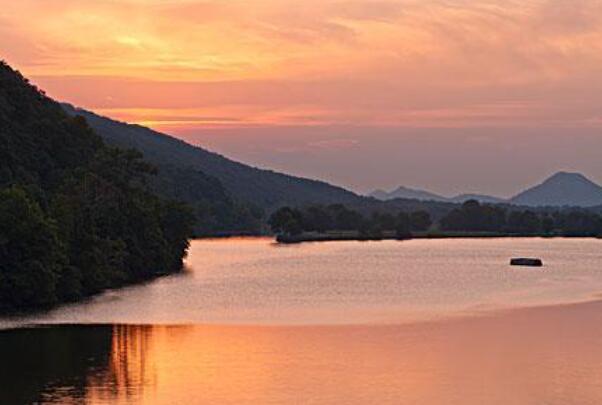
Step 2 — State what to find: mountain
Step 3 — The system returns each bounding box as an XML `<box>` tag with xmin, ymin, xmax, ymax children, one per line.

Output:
<box><xmin>370</xmin><ymin>187</ymin><xmax>504</xmax><ymax>204</ymax></box>
<box><xmin>62</xmin><ymin>106</ymin><xmax>268</xmax><ymax>235</ymax></box>
<box><xmin>0</xmin><ymin>61</ymin><xmax>192</xmax><ymax>310</ymax></box>
<box><xmin>449</xmin><ymin>194</ymin><xmax>506</xmax><ymax>204</ymax></box>
<box><xmin>63</xmin><ymin>105</ymin><xmax>363</xmax><ymax>212</ymax></box>
<box><xmin>510</xmin><ymin>172</ymin><xmax>602</xmax><ymax>207</ymax></box>
<box><xmin>369</xmin><ymin>186</ymin><xmax>447</xmax><ymax>202</ymax></box>
<box><xmin>62</xmin><ymin>107</ymin><xmax>472</xmax><ymax>231</ymax></box>
<box><xmin>370</xmin><ymin>173</ymin><xmax>602</xmax><ymax>208</ymax></box>
<box><xmin>63</xmin><ymin>106</ymin><xmax>602</xmax><ymax>220</ymax></box>
<box><xmin>368</xmin><ymin>189</ymin><xmax>390</xmax><ymax>201</ymax></box>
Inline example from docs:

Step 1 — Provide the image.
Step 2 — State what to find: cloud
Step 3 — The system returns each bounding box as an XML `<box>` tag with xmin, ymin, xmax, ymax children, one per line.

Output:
<box><xmin>536</xmin><ymin>0</ymin><xmax>602</xmax><ymax>34</ymax></box>
<box><xmin>4</xmin><ymin>0</ymin><xmax>602</xmax><ymax>131</ymax></box>
<box><xmin>329</xmin><ymin>1</ymin><xmax>405</xmax><ymax>22</ymax></box>
<box><xmin>307</xmin><ymin>138</ymin><xmax>359</xmax><ymax>150</ymax></box>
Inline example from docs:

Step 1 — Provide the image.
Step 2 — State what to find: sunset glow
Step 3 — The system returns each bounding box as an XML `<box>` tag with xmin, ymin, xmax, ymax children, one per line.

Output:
<box><xmin>2</xmin><ymin>0</ymin><xmax>602</xmax><ymax>193</ymax></box>
<box><xmin>3</xmin><ymin>0</ymin><xmax>602</xmax><ymax>129</ymax></box>
<box><xmin>4</xmin><ymin>3</ymin><xmax>602</xmax><ymax>403</ymax></box>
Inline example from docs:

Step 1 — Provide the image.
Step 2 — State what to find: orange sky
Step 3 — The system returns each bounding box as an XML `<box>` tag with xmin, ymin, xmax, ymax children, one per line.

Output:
<box><xmin>2</xmin><ymin>0</ymin><xmax>602</xmax><ymax>194</ymax></box>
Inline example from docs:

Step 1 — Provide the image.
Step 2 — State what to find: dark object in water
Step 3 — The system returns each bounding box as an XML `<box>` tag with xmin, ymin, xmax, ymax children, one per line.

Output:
<box><xmin>510</xmin><ymin>258</ymin><xmax>543</xmax><ymax>267</ymax></box>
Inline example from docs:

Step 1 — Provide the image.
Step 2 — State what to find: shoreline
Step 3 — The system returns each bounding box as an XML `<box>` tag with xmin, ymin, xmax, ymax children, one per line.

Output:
<box><xmin>3</xmin><ymin>296</ymin><xmax>602</xmax><ymax>331</ymax></box>
<box><xmin>0</xmin><ymin>266</ymin><xmax>183</xmax><ymax>318</ymax></box>
<box><xmin>276</xmin><ymin>231</ymin><xmax>602</xmax><ymax>244</ymax></box>
<box><xmin>4</xmin><ymin>237</ymin><xmax>601</xmax><ymax>330</ymax></box>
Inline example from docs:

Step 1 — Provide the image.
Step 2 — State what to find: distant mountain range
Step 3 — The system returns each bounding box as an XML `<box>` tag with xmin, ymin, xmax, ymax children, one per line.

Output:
<box><xmin>370</xmin><ymin>186</ymin><xmax>447</xmax><ymax>203</ymax></box>
<box><xmin>59</xmin><ymin>105</ymin><xmax>475</xmax><ymax>232</ymax></box>
<box><xmin>370</xmin><ymin>172</ymin><xmax>602</xmax><ymax>207</ymax></box>
<box><xmin>62</xmin><ymin>107</ymin><xmax>602</xmax><ymax>235</ymax></box>
<box><xmin>369</xmin><ymin>187</ymin><xmax>506</xmax><ymax>205</ymax></box>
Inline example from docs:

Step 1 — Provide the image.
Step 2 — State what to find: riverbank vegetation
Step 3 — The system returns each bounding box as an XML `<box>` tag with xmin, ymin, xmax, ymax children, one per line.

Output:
<box><xmin>269</xmin><ymin>204</ymin><xmax>432</xmax><ymax>240</ymax></box>
<box><xmin>65</xmin><ymin>105</ymin><xmax>266</xmax><ymax>236</ymax></box>
<box><xmin>0</xmin><ymin>62</ymin><xmax>194</xmax><ymax>312</ymax></box>
<box><xmin>270</xmin><ymin>200</ymin><xmax>602</xmax><ymax>243</ymax></box>
<box><xmin>440</xmin><ymin>200</ymin><xmax>602</xmax><ymax>236</ymax></box>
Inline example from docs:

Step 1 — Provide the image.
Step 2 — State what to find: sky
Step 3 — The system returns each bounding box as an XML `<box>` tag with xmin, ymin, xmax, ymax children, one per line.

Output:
<box><xmin>2</xmin><ymin>0</ymin><xmax>602</xmax><ymax>196</ymax></box>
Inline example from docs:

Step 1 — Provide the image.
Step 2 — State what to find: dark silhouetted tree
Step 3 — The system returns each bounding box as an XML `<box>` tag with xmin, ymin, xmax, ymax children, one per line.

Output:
<box><xmin>410</xmin><ymin>210</ymin><xmax>432</xmax><ymax>232</ymax></box>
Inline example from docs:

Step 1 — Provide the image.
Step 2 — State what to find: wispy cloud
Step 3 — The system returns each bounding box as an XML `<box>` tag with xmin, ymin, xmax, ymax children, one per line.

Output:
<box><xmin>2</xmin><ymin>0</ymin><xmax>602</xmax><ymax>129</ymax></box>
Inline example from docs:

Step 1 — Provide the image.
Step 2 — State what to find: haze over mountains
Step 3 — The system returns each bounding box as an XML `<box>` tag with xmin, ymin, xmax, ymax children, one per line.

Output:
<box><xmin>66</xmin><ymin>105</ymin><xmax>602</xmax><ymax>212</ymax></box>
<box><xmin>64</xmin><ymin>104</ymin><xmax>602</xmax><ymax>214</ymax></box>
<box><xmin>63</xmin><ymin>105</ymin><xmax>363</xmax><ymax>211</ymax></box>
<box><xmin>371</xmin><ymin>172</ymin><xmax>602</xmax><ymax>208</ymax></box>
<box><xmin>370</xmin><ymin>188</ymin><xmax>506</xmax><ymax>205</ymax></box>
<box><xmin>62</xmin><ymin>104</ymin><xmax>464</xmax><ymax>228</ymax></box>
<box><xmin>511</xmin><ymin>172</ymin><xmax>602</xmax><ymax>207</ymax></box>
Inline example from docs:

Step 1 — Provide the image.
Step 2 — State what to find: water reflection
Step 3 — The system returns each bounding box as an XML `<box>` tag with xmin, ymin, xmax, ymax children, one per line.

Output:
<box><xmin>0</xmin><ymin>325</ymin><xmax>154</xmax><ymax>404</ymax></box>
<box><xmin>4</xmin><ymin>238</ymin><xmax>602</xmax><ymax>328</ymax></box>
<box><xmin>0</xmin><ymin>325</ymin><xmax>113</xmax><ymax>404</ymax></box>
<box><xmin>2</xmin><ymin>303</ymin><xmax>602</xmax><ymax>405</ymax></box>
<box><xmin>87</xmin><ymin>325</ymin><xmax>156</xmax><ymax>404</ymax></box>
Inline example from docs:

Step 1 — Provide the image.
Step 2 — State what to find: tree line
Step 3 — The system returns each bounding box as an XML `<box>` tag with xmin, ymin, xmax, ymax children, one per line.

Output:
<box><xmin>268</xmin><ymin>204</ymin><xmax>432</xmax><ymax>239</ymax></box>
<box><xmin>440</xmin><ymin>200</ymin><xmax>602</xmax><ymax>236</ymax></box>
<box><xmin>269</xmin><ymin>200</ymin><xmax>602</xmax><ymax>238</ymax></box>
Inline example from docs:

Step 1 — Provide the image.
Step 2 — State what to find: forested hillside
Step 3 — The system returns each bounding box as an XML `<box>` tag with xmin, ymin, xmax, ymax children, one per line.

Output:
<box><xmin>63</xmin><ymin>105</ymin><xmax>364</xmax><ymax>211</ymax></box>
<box><xmin>61</xmin><ymin>104</ymin><xmax>602</xmax><ymax>236</ymax></box>
<box><xmin>0</xmin><ymin>61</ymin><xmax>194</xmax><ymax>311</ymax></box>
<box><xmin>59</xmin><ymin>105</ymin><xmax>491</xmax><ymax>227</ymax></box>
<box><xmin>62</xmin><ymin>106</ymin><xmax>264</xmax><ymax>235</ymax></box>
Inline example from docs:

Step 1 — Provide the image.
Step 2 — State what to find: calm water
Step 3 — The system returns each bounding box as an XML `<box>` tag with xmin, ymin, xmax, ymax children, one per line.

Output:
<box><xmin>2</xmin><ymin>237</ymin><xmax>602</xmax><ymax>404</ymax></box>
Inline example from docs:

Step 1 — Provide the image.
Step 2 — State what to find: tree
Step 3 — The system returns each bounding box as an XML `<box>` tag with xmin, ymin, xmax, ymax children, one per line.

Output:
<box><xmin>410</xmin><ymin>210</ymin><xmax>432</xmax><ymax>232</ymax></box>
<box><xmin>371</xmin><ymin>212</ymin><xmax>396</xmax><ymax>231</ymax></box>
<box><xmin>268</xmin><ymin>207</ymin><xmax>303</xmax><ymax>235</ymax></box>
<box><xmin>507</xmin><ymin>210</ymin><xmax>540</xmax><ymax>234</ymax></box>
<box><xmin>0</xmin><ymin>187</ymin><xmax>62</xmax><ymax>308</ymax></box>
<box><xmin>329</xmin><ymin>204</ymin><xmax>364</xmax><ymax>230</ymax></box>
<box><xmin>303</xmin><ymin>206</ymin><xmax>333</xmax><ymax>232</ymax></box>
<box><xmin>395</xmin><ymin>212</ymin><xmax>411</xmax><ymax>239</ymax></box>
<box><xmin>541</xmin><ymin>215</ymin><xmax>555</xmax><ymax>234</ymax></box>
<box><xmin>440</xmin><ymin>200</ymin><xmax>505</xmax><ymax>232</ymax></box>
<box><xmin>557</xmin><ymin>211</ymin><xmax>602</xmax><ymax>236</ymax></box>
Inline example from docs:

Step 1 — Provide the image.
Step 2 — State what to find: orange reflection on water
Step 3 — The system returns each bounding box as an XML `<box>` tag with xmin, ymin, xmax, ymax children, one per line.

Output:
<box><xmin>86</xmin><ymin>325</ymin><xmax>157</xmax><ymax>404</ymax></box>
<box><xmin>55</xmin><ymin>301</ymin><xmax>602</xmax><ymax>404</ymax></box>
<box><xmin>86</xmin><ymin>324</ymin><xmax>434</xmax><ymax>404</ymax></box>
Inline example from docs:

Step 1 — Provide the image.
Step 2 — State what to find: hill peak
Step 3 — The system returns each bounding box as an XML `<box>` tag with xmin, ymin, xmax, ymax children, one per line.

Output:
<box><xmin>546</xmin><ymin>171</ymin><xmax>592</xmax><ymax>183</ymax></box>
<box><xmin>369</xmin><ymin>186</ymin><xmax>447</xmax><ymax>202</ymax></box>
<box><xmin>511</xmin><ymin>171</ymin><xmax>602</xmax><ymax>207</ymax></box>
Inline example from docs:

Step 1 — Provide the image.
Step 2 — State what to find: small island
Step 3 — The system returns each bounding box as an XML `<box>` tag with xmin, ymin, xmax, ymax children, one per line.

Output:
<box><xmin>270</xmin><ymin>200</ymin><xmax>602</xmax><ymax>243</ymax></box>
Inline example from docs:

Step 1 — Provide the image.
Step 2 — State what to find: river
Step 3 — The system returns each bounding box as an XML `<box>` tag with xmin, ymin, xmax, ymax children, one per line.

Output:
<box><xmin>2</xmin><ymin>237</ymin><xmax>602</xmax><ymax>404</ymax></box>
